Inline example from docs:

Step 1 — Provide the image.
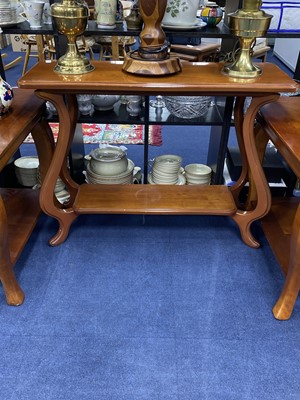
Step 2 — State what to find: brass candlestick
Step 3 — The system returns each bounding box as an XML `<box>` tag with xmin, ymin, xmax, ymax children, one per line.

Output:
<box><xmin>222</xmin><ymin>0</ymin><xmax>272</xmax><ymax>78</ymax></box>
<box><xmin>122</xmin><ymin>0</ymin><xmax>181</xmax><ymax>76</ymax></box>
<box><xmin>51</xmin><ymin>0</ymin><xmax>94</xmax><ymax>74</ymax></box>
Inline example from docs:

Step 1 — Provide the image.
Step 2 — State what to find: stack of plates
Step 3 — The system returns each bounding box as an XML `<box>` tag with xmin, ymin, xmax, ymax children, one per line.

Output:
<box><xmin>0</xmin><ymin>1</ymin><xmax>16</xmax><ymax>25</ymax></box>
<box><xmin>184</xmin><ymin>164</ymin><xmax>212</xmax><ymax>185</ymax></box>
<box><xmin>14</xmin><ymin>156</ymin><xmax>39</xmax><ymax>187</ymax></box>
<box><xmin>148</xmin><ymin>172</ymin><xmax>186</xmax><ymax>185</ymax></box>
<box><xmin>37</xmin><ymin>169</ymin><xmax>70</xmax><ymax>203</ymax></box>
<box><xmin>161</xmin><ymin>19</ymin><xmax>207</xmax><ymax>30</ymax></box>
<box><xmin>149</xmin><ymin>154</ymin><xmax>183</xmax><ymax>185</ymax></box>
<box><xmin>85</xmin><ymin>159</ymin><xmax>135</xmax><ymax>184</ymax></box>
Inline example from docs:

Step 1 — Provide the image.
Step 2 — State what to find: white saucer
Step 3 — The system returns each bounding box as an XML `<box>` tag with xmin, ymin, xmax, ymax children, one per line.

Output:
<box><xmin>0</xmin><ymin>20</ymin><xmax>22</xmax><ymax>27</ymax></box>
<box><xmin>0</xmin><ymin>15</ymin><xmax>25</xmax><ymax>27</ymax></box>
<box><xmin>162</xmin><ymin>20</ymin><xmax>207</xmax><ymax>30</ymax></box>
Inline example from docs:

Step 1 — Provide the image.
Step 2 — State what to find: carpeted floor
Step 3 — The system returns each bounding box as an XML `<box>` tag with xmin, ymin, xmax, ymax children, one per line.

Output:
<box><xmin>1</xmin><ymin>44</ymin><xmax>300</xmax><ymax>400</ymax></box>
<box><xmin>1</xmin><ymin>213</ymin><xmax>300</xmax><ymax>400</ymax></box>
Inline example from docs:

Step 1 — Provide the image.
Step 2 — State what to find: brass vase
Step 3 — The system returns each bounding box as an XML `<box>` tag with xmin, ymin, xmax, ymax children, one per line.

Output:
<box><xmin>222</xmin><ymin>0</ymin><xmax>272</xmax><ymax>78</ymax></box>
<box><xmin>51</xmin><ymin>0</ymin><xmax>94</xmax><ymax>74</ymax></box>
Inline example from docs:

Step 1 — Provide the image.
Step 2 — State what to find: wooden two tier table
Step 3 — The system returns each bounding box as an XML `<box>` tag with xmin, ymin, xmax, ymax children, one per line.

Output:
<box><xmin>18</xmin><ymin>61</ymin><xmax>297</xmax><ymax>252</ymax></box>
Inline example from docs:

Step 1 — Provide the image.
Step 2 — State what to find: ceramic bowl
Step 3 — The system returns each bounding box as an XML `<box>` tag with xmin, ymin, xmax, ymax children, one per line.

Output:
<box><xmin>153</xmin><ymin>154</ymin><xmax>182</xmax><ymax>171</ymax></box>
<box><xmin>89</xmin><ymin>147</ymin><xmax>128</xmax><ymax>176</ymax></box>
<box><xmin>184</xmin><ymin>163</ymin><xmax>212</xmax><ymax>185</ymax></box>
<box><xmin>184</xmin><ymin>163</ymin><xmax>212</xmax><ymax>176</ymax></box>
<box><xmin>92</xmin><ymin>95</ymin><xmax>120</xmax><ymax>111</ymax></box>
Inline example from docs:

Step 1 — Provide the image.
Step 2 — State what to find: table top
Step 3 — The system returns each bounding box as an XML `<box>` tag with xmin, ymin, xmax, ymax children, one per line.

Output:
<box><xmin>18</xmin><ymin>61</ymin><xmax>298</xmax><ymax>96</ymax></box>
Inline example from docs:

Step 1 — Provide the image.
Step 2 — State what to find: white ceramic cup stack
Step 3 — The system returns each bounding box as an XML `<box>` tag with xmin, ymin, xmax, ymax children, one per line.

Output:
<box><xmin>150</xmin><ymin>154</ymin><xmax>182</xmax><ymax>185</ymax></box>
<box><xmin>0</xmin><ymin>1</ymin><xmax>16</xmax><ymax>24</ymax></box>
<box><xmin>184</xmin><ymin>163</ymin><xmax>212</xmax><ymax>185</ymax></box>
<box><xmin>14</xmin><ymin>156</ymin><xmax>39</xmax><ymax>187</ymax></box>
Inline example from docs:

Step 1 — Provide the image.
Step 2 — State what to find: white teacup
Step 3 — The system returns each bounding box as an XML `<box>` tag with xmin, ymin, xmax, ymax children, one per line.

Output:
<box><xmin>162</xmin><ymin>0</ymin><xmax>199</xmax><ymax>27</ymax></box>
<box><xmin>23</xmin><ymin>1</ymin><xmax>45</xmax><ymax>29</ymax></box>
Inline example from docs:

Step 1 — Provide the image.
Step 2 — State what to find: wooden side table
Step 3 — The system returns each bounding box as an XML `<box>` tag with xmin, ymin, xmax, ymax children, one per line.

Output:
<box><xmin>0</xmin><ymin>88</ymin><xmax>54</xmax><ymax>305</ymax></box>
<box><xmin>253</xmin><ymin>96</ymin><xmax>300</xmax><ymax>319</ymax></box>
<box><xmin>17</xmin><ymin>61</ymin><xmax>298</xmax><ymax>250</ymax></box>
<box><xmin>170</xmin><ymin>42</ymin><xmax>220</xmax><ymax>62</ymax></box>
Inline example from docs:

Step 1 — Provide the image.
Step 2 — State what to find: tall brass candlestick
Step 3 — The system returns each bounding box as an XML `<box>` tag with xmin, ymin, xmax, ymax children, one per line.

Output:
<box><xmin>222</xmin><ymin>0</ymin><xmax>272</xmax><ymax>78</ymax></box>
<box><xmin>51</xmin><ymin>0</ymin><xmax>94</xmax><ymax>74</ymax></box>
<box><xmin>122</xmin><ymin>0</ymin><xmax>181</xmax><ymax>75</ymax></box>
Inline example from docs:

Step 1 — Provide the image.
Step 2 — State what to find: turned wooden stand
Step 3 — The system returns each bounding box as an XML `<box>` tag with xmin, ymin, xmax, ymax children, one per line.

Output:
<box><xmin>0</xmin><ymin>89</ymin><xmax>54</xmax><ymax>305</ymax></box>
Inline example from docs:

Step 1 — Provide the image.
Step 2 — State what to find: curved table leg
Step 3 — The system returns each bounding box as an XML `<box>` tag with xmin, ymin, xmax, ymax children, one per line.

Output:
<box><xmin>0</xmin><ymin>195</ymin><xmax>24</xmax><ymax>306</ymax></box>
<box><xmin>35</xmin><ymin>91</ymin><xmax>79</xmax><ymax>246</ymax></box>
<box><xmin>231</xmin><ymin>94</ymin><xmax>279</xmax><ymax>248</ymax></box>
<box><xmin>229</xmin><ymin>97</ymin><xmax>249</xmax><ymax>205</ymax></box>
<box><xmin>273</xmin><ymin>204</ymin><xmax>300</xmax><ymax>320</ymax></box>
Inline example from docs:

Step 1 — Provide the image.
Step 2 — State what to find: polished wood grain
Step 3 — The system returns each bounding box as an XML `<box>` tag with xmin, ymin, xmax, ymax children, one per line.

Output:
<box><xmin>257</xmin><ymin>97</ymin><xmax>300</xmax><ymax>178</ymax></box>
<box><xmin>138</xmin><ymin>0</ymin><xmax>167</xmax><ymax>55</ymax></box>
<box><xmin>73</xmin><ymin>184</ymin><xmax>237</xmax><ymax>215</ymax></box>
<box><xmin>255</xmin><ymin>96</ymin><xmax>300</xmax><ymax>320</ymax></box>
<box><xmin>18</xmin><ymin>61</ymin><xmax>297</xmax><ymax>95</ymax></box>
<box><xmin>261</xmin><ymin>197</ymin><xmax>299</xmax><ymax>275</ymax></box>
<box><xmin>0</xmin><ymin>89</ymin><xmax>54</xmax><ymax>306</ymax></box>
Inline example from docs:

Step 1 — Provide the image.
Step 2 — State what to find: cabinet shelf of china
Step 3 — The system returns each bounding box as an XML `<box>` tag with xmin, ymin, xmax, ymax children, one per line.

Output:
<box><xmin>5</xmin><ymin>20</ymin><xmax>300</xmax><ymax>38</ymax></box>
<box><xmin>66</xmin><ymin>98</ymin><xmax>226</xmax><ymax>126</ymax></box>
<box><xmin>2</xmin><ymin>20</ymin><xmax>299</xmax><ymax>187</ymax></box>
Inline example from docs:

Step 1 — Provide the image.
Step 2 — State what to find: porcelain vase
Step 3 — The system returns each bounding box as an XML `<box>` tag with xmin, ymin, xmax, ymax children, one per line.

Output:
<box><xmin>201</xmin><ymin>2</ymin><xmax>223</xmax><ymax>26</ymax></box>
<box><xmin>0</xmin><ymin>77</ymin><xmax>14</xmax><ymax>116</ymax></box>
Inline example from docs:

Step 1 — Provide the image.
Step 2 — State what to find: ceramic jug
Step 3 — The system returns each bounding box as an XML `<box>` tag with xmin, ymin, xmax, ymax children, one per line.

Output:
<box><xmin>43</xmin><ymin>0</ymin><xmax>52</xmax><ymax>25</ymax></box>
<box><xmin>162</xmin><ymin>0</ymin><xmax>199</xmax><ymax>27</ymax></box>
<box><xmin>95</xmin><ymin>0</ymin><xmax>117</xmax><ymax>29</ymax></box>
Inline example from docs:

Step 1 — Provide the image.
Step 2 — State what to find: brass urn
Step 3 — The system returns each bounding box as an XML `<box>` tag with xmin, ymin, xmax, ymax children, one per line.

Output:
<box><xmin>51</xmin><ymin>0</ymin><xmax>94</xmax><ymax>74</ymax></box>
<box><xmin>222</xmin><ymin>0</ymin><xmax>272</xmax><ymax>78</ymax></box>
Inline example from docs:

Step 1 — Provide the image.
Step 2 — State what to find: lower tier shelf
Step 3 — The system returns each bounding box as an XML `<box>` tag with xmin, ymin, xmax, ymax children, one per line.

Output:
<box><xmin>1</xmin><ymin>188</ymin><xmax>41</xmax><ymax>266</ymax></box>
<box><xmin>73</xmin><ymin>184</ymin><xmax>237</xmax><ymax>215</ymax></box>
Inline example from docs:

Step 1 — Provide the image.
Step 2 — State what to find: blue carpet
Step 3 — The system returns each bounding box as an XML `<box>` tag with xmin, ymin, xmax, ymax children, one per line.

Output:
<box><xmin>0</xmin><ymin>213</ymin><xmax>300</xmax><ymax>400</ymax></box>
<box><xmin>1</xmin><ymin>44</ymin><xmax>300</xmax><ymax>400</ymax></box>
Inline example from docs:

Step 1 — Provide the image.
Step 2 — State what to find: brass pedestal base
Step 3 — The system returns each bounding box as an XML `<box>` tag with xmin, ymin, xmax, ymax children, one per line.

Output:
<box><xmin>222</xmin><ymin>62</ymin><xmax>262</xmax><ymax>79</ymax></box>
<box><xmin>122</xmin><ymin>53</ymin><xmax>182</xmax><ymax>76</ymax></box>
<box><xmin>222</xmin><ymin>38</ymin><xmax>263</xmax><ymax>79</ymax></box>
<box><xmin>54</xmin><ymin>53</ymin><xmax>94</xmax><ymax>75</ymax></box>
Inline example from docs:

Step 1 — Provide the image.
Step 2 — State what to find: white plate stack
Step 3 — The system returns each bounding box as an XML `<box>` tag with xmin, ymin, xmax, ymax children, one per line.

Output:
<box><xmin>184</xmin><ymin>164</ymin><xmax>212</xmax><ymax>185</ymax></box>
<box><xmin>0</xmin><ymin>1</ymin><xmax>16</xmax><ymax>25</ymax></box>
<box><xmin>37</xmin><ymin>170</ymin><xmax>70</xmax><ymax>203</ymax></box>
<box><xmin>85</xmin><ymin>159</ymin><xmax>135</xmax><ymax>184</ymax></box>
<box><xmin>149</xmin><ymin>154</ymin><xmax>183</xmax><ymax>185</ymax></box>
